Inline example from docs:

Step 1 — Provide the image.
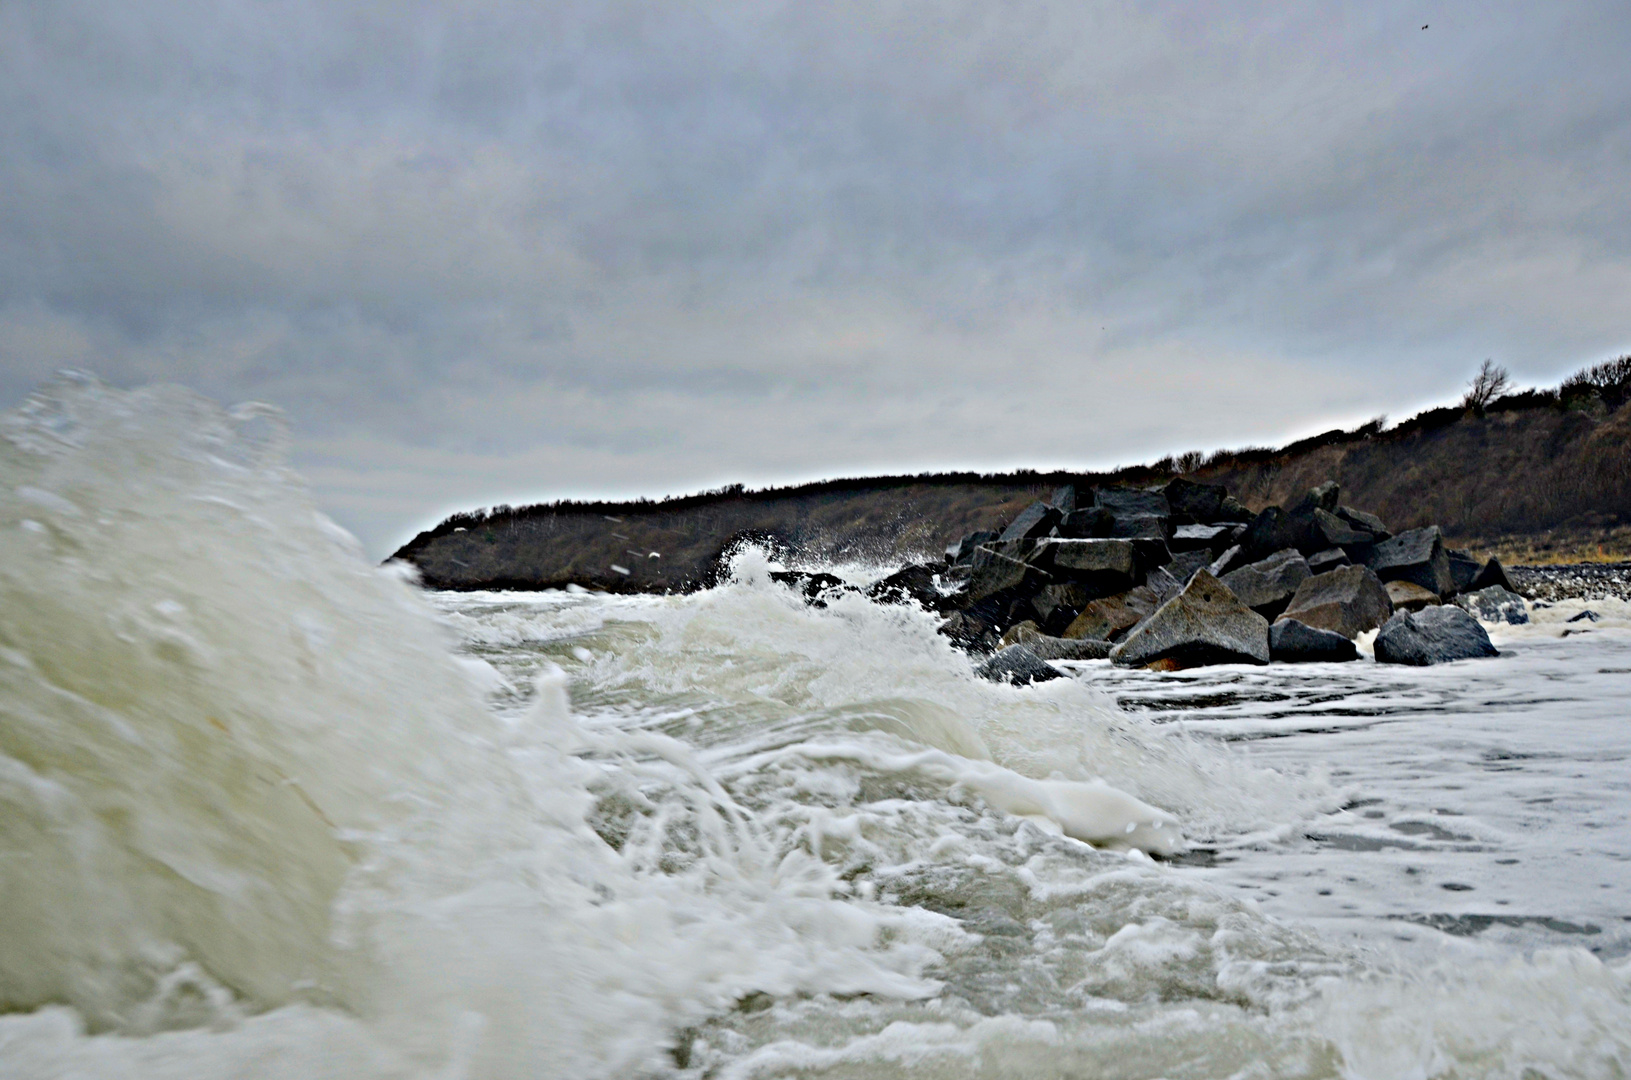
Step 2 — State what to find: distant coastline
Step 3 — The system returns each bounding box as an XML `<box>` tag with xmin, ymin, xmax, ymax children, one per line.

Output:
<box><xmin>390</xmin><ymin>359</ymin><xmax>1631</xmax><ymax>592</ymax></box>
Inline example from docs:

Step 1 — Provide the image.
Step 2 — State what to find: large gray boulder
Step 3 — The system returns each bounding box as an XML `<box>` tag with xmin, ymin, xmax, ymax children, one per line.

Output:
<box><xmin>1311</xmin><ymin>508</ymin><xmax>1370</xmax><ymax>549</ymax></box>
<box><xmin>1446</xmin><ymin>548</ymin><xmax>1484</xmax><ymax>594</ymax></box>
<box><xmin>1220</xmin><ymin>548</ymin><xmax>1312</xmax><ymax>619</ymax></box>
<box><xmin>1365</xmin><ymin>526</ymin><xmax>1453</xmax><ymax>596</ymax></box>
<box><xmin>999</xmin><ymin>501</ymin><xmax>1063</xmax><ymax>543</ymax></box>
<box><xmin>1287</xmin><ymin>481</ymin><xmax>1342</xmax><ymax>517</ymax></box>
<box><xmin>1335</xmin><ymin>505</ymin><xmax>1390</xmax><ymax>539</ymax></box>
<box><xmin>1026</xmin><ymin>538</ymin><xmax>1138</xmax><ymax>595</ymax></box>
<box><xmin>1051</xmin><ymin>484</ymin><xmax>1079</xmax><ymax>514</ymax></box>
<box><xmin>975</xmin><ymin>644</ymin><xmax>1065</xmax><ymax>685</ymax></box>
<box><xmin>1062</xmin><ymin>585</ymin><xmax>1161</xmax><ymax>641</ymax></box>
<box><xmin>1306</xmin><ymin>547</ymin><xmax>1351</xmax><ymax>575</ymax></box>
<box><xmin>1110</xmin><ymin>570</ymin><xmax>1270</xmax><ymax>669</ymax></box>
<box><xmin>1454</xmin><ymin>585</ymin><xmax>1529</xmax><ymax>625</ymax></box>
<box><xmin>966</xmin><ymin>546</ymin><xmax>1049</xmax><ymax>605</ymax></box>
<box><xmin>1269</xmin><ymin>619</ymin><xmax>1360</xmax><ymax>663</ymax></box>
<box><xmin>1374</xmin><ymin>605</ymin><xmax>1498</xmax><ymax>666</ymax></box>
<box><xmin>1469</xmin><ymin>556</ymin><xmax>1514</xmax><ymax>593</ymax></box>
<box><xmin>1031</xmin><ymin>582</ymin><xmax>1091</xmax><ymax>634</ymax></box>
<box><xmin>1093</xmin><ymin>487</ymin><xmax>1169</xmax><ymax>518</ymax></box>
<box><xmin>1275</xmin><ymin>564</ymin><xmax>1393</xmax><ymax>639</ymax></box>
<box><xmin>947</xmin><ymin>530</ymin><xmax>998</xmax><ymax>565</ymax></box>
<box><xmin>1057</xmin><ymin>507</ymin><xmax>1111</xmax><ymax>538</ymax></box>
<box><xmin>1162</xmin><ymin>478</ymin><xmax>1227</xmax><ymax>524</ymax></box>
<box><xmin>1238</xmin><ymin>506</ymin><xmax>1306</xmax><ymax>561</ymax></box>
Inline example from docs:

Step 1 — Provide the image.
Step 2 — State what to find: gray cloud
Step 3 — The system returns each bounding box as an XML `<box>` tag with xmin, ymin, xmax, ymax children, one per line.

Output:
<box><xmin>3</xmin><ymin>0</ymin><xmax>1629</xmax><ymax>554</ymax></box>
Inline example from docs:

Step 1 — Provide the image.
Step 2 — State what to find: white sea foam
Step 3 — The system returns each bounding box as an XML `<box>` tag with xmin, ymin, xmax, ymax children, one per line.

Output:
<box><xmin>2</xmin><ymin>376</ymin><xmax>1628</xmax><ymax>1079</ymax></box>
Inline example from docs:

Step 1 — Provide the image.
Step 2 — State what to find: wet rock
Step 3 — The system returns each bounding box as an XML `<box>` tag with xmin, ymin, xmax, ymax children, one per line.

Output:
<box><xmin>999</xmin><ymin>620</ymin><xmax>1043</xmax><ymax>648</ymax></box>
<box><xmin>975</xmin><ymin>644</ymin><xmax>1065</xmax><ymax>685</ymax></box>
<box><xmin>1385</xmin><ymin>580</ymin><xmax>1441</xmax><ymax>611</ymax></box>
<box><xmin>1453</xmin><ymin>585</ymin><xmax>1529</xmax><ymax>625</ymax></box>
<box><xmin>1469</xmin><ymin>556</ymin><xmax>1514</xmax><ymax>593</ymax></box>
<box><xmin>1144</xmin><ymin>565</ymin><xmax>1184</xmax><ymax>602</ymax></box>
<box><xmin>1306</xmin><ymin>547</ymin><xmax>1351</xmax><ymax>575</ymax></box>
<box><xmin>938</xmin><ymin>609</ymin><xmax>1000</xmax><ymax>651</ymax></box>
<box><xmin>1446</xmin><ymin>548</ymin><xmax>1484</xmax><ymax>595</ymax></box>
<box><xmin>867</xmin><ymin>562</ymin><xmax>956</xmax><ymax>611</ymax></box>
<box><xmin>1162</xmin><ymin>478</ymin><xmax>1227</xmax><ymax>524</ymax></box>
<box><xmin>769</xmin><ymin>570</ymin><xmax>853</xmax><ymax>606</ymax></box>
<box><xmin>1374</xmin><ymin>605</ymin><xmax>1498</xmax><ymax>666</ymax></box>
<box><xmin>1276</xmin><ymin>564</ymin><xmax>1393</xmax><ymax>638</ymax></box>
<box><xmin>1031</xmin><ymin>582</ymin><xmax>1091</xmax><ymax>634</ymax></box>
<box><xmin>947</xmin><ymin>530</ymin><xmax>998</xmax><ymax>565</ymax></box>
<box><xmin>1568</xmin><ymin>609</ymin><xmax>1600</xmax><ymax>622</ymax></box>
<box><xmin>1062</xmin><ymin>585</ymin><xmax>1161</xmax><ymax>641</ymax></box>
<box><xmin>1110</xmin><ymin>569</ymin><xmax>1270</xmax><ymax>669</ymax></box>
<box><xmin>1269</xmin><ymin>619</ymin><xmax>1360</xmax><ymax>663</ymax></box>
<box><xmin>999</xmin><ymin>501</ymin><xmax>1063</xmax><ymax>543</ymax></box>
<box><xmin>1220</xmin><ymin>548</ymin><xmax>1312</xmax><ymax>620</ymax></box>
<box><xmin>1365</xmin><ymin>526</ymin><xmax>1453</xmax><ymax>596</ymax></box>
<box><xmin>966</xmin><ymin>547</ymin><xmax>1051</xmax><ymax>605</ymax></box>
<box><xmin>999</xmin><ymin>621</ymin><xmax>1113</xmax><ymax>660</ymax></box>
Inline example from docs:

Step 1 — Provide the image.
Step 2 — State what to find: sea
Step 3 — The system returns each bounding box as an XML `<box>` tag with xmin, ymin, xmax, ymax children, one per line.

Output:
<box><xmin>1</xmin><ymin>377</ymin><xmax>1628</xmax><ymax>1079</ymax></box>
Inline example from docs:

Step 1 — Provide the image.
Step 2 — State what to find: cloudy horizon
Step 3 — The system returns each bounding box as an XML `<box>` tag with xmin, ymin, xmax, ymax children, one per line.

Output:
<box><xmin>4</xmin><ymin>1</ymin><xmax>1629</xmax><ymax>557</ymax></box>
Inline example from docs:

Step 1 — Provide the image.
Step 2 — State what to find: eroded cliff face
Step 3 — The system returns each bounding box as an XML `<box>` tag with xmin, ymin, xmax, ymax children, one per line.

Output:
<box><xmin>389</xmin><ymin>400</ymin><xmax>1631</xmax><ymax>592</ymax></box>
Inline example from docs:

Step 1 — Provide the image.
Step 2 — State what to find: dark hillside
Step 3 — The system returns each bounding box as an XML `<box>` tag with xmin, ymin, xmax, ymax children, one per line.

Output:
<box><xmin>391</xmin><ymin>360</ymin><xmax>1631</xmax><ymax>590</ymax></box>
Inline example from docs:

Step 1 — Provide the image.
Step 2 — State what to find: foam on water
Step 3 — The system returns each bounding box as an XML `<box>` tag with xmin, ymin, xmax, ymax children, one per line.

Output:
<box><xmin>2</xmin><ymin>377</ymin><xmax>1628</xmax><ymax>1079</ymax></box>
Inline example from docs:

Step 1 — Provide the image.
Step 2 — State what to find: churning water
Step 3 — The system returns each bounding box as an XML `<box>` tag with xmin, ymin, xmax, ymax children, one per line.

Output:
<box><xmin>2</xmin><ymin>377</ymin><xmax>1628</xmax><ymax>1079</ymax></box>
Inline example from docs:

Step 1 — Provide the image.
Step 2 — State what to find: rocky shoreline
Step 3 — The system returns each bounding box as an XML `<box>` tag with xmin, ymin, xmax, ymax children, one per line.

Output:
<box><xmin>1507</xmin><ymin>562</ymin><xmax>1631</xmax><ymax>604</ymax></box>
<box><xmin>778</xmin><ymin>477</ymin><xmax>1538</xmax><ymax>682</ymax></box>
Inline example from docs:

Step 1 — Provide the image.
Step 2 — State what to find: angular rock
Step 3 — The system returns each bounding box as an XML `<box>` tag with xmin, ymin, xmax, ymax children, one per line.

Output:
<box><xmin>1093</xmin><ymin>487</ymin><xmax>1169</xmax><ymax>518</ymax></box>
<box><xmin>1469</xmin><ymin>557</ymin><xmax>1514</xmax><ymax>593</ymax></box>
<box><xmin>1170</xmin><ymin>523</ymin><xmax>1234</xmax><ymax>553</ymax></box>
<box><xmin>1365</xmin><ymin>526</ymin><xmax>1453</xmax><ymax>596</ymax></box>
<box><xmin>1051</xmin><ymin>484</ymin><xmax>1079</xmax><ymax>514</ymax></box>
<box><xmin>999</xmin><ymin>501</ymin><xmax>1063</xmax><ymax>543</ymax></box>
<box><xmin>948</xmin><ymin>530</ymin><xmax>998</xmax><ymax>565</ymax></box>
<box><xmin>1217</xmin><ymin>494</ymin><xmax>1255</xmax><ymax>523</ymax></box>
<box><xmin>1311</xmin><ymin>508</ymin><xmax>1370</xmax><ymax>549</ymax></box>
<box><xmin>1026</xmin><ymin>538</ymin><xmax>1138</xmax><ymax>595</ymax></box>
<box><xmin>770</xmin><ymin>570</ymin><xmax>853</xmax><ymax>606</ymax></box>
<box><xmin>1220</xmin><ymin>548</ymin><xmax>1312</xmax><ymax>619</ymax></box>
<box><xmin>999</xmin><ymin>620</ymin><xmax>1043</xmax><ymax>648</ymax></box>
<box><xmin>1287</xmin><ymin>481</ymin><xmax>1342</xmax><ymax>517</ymax></box>
<box><xmin>1374</xmin><ymin>606</ymin><xmax>1498</xmax><ymax>666</ymax></box>
<box><xmin>998</xmin><ymin>621</ymin><xmax>1113</xmax><ymax>660</ymax></box>
<box><xmin>867</xmin><ymin>562</ymin><xmax>955</xmax><ymax>611</ymax></box>
<box><xmin>1446</xmin><ymin>548</ymin><xmax>1483</xmax><ymax>595</ymax></box>
<box><xmin>1385</xmin><ymin>580</ymin><xmax>1441</xmax><ymax>612</ymax></box>
<box><xmin>1162</xmin><ymin>478</ymin><xmax>1227</xmax><ymax>524</ymax></box>
<box><xmin>1031</xmin><ymin>582</ymin><xmax>1091</xmax><ymax>635</ymax></box>
<box><xmin>1106</xmin><ymin>513</ymin><xmax>1167</xmax><ymax>540</ymax></box>
<box><xmin>1269</xmin><ymin>619</ymin><xmax>1360</xmax><ymax>663</ymax></box>
<box><xmin>1110</xmin><ymin>570</ymin><xmax>1270</xmax><ymax>669</ymax></box>
<box><xmin>1306</xmin><ymin>547</ymin><xmax>1351</xmax><ymax>575</ymax></box>
<box><xmin>1568</xmin><ymin>609</ymin><xmax>1601</xmax><ymax>623</ymax></box>
<box><xmin>1164</xmin><ymin>548</ymin><xmax>1215</xmax><ymax>588</ymax></box>
<box><xmin>1238</xmin><ymin>506</ymin><xmax>1311</xmax><ymax>562</ymax></box>
<box><xmin>1062</xmin><ymin>586</ymin><xmax>1160</xmax><ymax>641</ymax></box>
<box><xmin>1144</xmin><ymin>565</ymin><xmax>1184</xmax><ymax>602</ymax></box>
<box><xmin>1453</xmin><ymin>585</ymin><xmax>1529</xmax><ymax>625</ymax></box>
<box><xmin>938</xmin><ymin>609</ymin><xmax>1000</xmax><ymax>652</ymax></box>
<box><xmin>975</xmin><ymin>644</ymin><xmax>1065</xmax><ymax>685</ymax></box>
<box><xmin>1057</xmin><ymin>507</ymin><xmax>1112</xmax><ymax>539</ymax></box>
<box><xmin>1335</xmin><ymin>505</ymin><xmax>1390</xmax><ymax>538</ymax></box>
<box><xmin>1276</xmin><ymin>565</ymin><xmax>1393</xmax><ymax>638</ymax></box>
<box><xmin>966</xmin><ymin>547</ymin><xmax>1050</xmax><ymax>605</ymax></box>
<box><xmin>1207</xmin><ymin>544</ymin><xmax>1244</xmax><ymax>577</ymax></box>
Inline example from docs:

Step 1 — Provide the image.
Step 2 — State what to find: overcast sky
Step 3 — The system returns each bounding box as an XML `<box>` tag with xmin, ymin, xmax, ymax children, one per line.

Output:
<box><xmin>3</xmin><ymin>1</ymin><xmax>1629</xmax><ymax>556</ymax></box>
